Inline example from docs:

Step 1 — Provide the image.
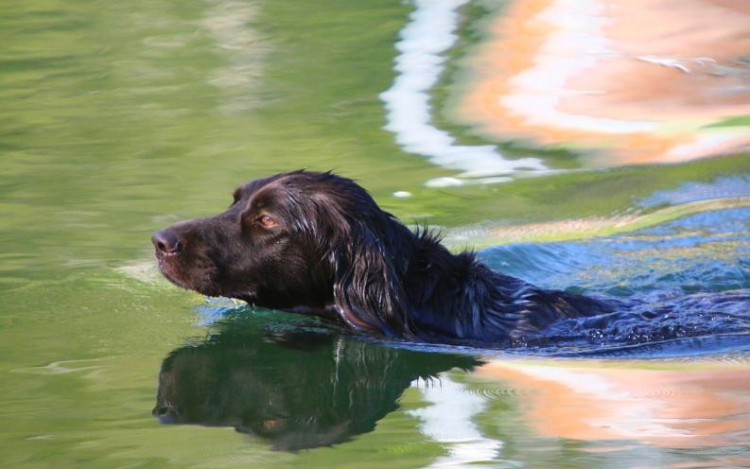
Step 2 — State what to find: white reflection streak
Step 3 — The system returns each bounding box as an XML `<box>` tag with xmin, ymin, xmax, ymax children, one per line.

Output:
<box><xmin>380</xmin><ymin>0</ymin><xmax>545</xmax><ymax>185</ymax></box>
<box><xmin>501</xmin><ymin>0</ymin><xmax>658</xmax><ymax>134</ymax></box>
<box><xmin>201</xmin><ymin>0</ymin><xmax>266</xmax><ymax>114</ymax></box>
<box><xmin>410</xmin><ymin>375</ymin><xmax>504</xmax><ymax>468</ymax></box>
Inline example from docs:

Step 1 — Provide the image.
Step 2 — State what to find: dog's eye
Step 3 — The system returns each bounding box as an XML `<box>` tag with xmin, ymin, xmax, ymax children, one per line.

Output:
<box><xmin>258</xmin><ymin>215</ymin><xmax>277</xmax><ymax>227</ymax></box>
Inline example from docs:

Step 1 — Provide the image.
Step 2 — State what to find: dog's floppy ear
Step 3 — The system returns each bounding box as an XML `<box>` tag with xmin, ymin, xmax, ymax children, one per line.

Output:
<box><xmin>329</xmin><ymin>221</ymin><xmax>413</xmax><ymax>338</ymax></box>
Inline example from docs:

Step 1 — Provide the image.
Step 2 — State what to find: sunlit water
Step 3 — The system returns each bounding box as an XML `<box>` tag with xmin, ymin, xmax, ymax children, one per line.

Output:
<box><xmin>2</xmin><ymin>0</ymin><xmax>750</xmax><ymax>468</ymax></box>
<box><xmin>481</xmin><ymin>207</ymin><xmax>750</xmax><ymax>357</ymax></box>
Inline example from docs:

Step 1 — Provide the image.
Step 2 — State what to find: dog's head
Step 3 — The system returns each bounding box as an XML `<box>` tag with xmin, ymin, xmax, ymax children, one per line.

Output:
<box><xmin>152</xmin><ymin>171</ymin><xmax>415</xmax><ymax>336</ymax></box>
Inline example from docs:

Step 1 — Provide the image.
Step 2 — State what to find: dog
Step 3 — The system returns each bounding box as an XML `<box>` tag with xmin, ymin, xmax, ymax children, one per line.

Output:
<box><xmin>152</xmin><ymin>170</ymin><xmax>611</xmax><ymax>345</ymax></box>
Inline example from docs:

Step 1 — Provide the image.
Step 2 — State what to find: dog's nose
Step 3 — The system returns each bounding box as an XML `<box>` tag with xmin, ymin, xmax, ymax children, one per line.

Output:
<box><xmin>152</xmin><ymin>228</ymin><xmax>182</xmax><ymax>255</ymax></box>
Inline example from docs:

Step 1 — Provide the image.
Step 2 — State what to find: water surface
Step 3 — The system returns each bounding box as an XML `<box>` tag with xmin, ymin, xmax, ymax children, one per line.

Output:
<box><xmin>1</xmin><ymin>0</ymin><xmax>750</xmax><ymax>468</ymax></box>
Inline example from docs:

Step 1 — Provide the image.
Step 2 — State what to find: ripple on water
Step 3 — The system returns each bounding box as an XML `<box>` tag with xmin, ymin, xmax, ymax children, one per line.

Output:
<box><xmin>640</xmin><ymin>176</ymin><xmax>750</xmax><ymax>208</ymax></box>
<box><xmin>479</xmin><ymin>207</ymin><xmax>750</xmax><ymax>358</ymax></box>
<box><xmin>463</xmin><ymin>383</ymin><xmax>529</xmax><ymax>401</ymax></box>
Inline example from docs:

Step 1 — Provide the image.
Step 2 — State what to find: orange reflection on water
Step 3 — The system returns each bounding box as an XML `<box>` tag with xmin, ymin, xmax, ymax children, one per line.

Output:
<box><xmin>459</xmin><ymin>0</ymin><xmax>750</xmax><ymax>166</ymax></box>
<box><xmin>476</xmin><ymin>359</ymin><xmax>750</xmax><ymax>450</ymax></box>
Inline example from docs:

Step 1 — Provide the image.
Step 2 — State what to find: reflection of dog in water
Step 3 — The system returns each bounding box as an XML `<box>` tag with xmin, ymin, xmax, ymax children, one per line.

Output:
<box><xmin>153</xmin><ymin>321</ymin><xmax>479</xmax><ymax>451</ymax></box>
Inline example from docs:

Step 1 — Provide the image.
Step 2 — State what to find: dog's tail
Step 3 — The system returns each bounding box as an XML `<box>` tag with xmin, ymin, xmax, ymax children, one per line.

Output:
<box><xmin>508</xmin><ymin>287</ymin><xmax>616</xmax><ymax>341</ymax></box>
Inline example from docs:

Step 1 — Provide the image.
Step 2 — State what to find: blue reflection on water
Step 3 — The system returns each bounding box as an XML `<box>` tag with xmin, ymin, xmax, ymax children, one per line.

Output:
<box><xmin>480</xmin><ymin>207</ymin><xmax>750</xmax><ymax>357</ymax></box>
<box><xmin>640</xmin><ymin>175</ymin><xmax>750</xmax><ymax>207</ymax></box>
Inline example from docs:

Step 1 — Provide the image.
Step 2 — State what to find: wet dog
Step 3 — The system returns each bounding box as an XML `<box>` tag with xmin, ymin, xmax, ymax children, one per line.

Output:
<box><xmin>152</xmin><ymin>170</ymin><xmax>610</xmax><ymax>345</ymax></box>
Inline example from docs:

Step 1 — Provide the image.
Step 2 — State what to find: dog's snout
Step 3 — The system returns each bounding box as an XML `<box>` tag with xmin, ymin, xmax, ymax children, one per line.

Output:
<box><xmin>152</xmin><ymin>228</ymin><xmax>182</xmax><ymax>255</ymax></box>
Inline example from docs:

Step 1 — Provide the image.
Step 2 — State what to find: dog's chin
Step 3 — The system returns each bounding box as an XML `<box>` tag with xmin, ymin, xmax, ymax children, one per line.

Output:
<box><xmin>156</xmin><ymin>257</ymin><xmax>257</xmax><ymax>301</ymax></box>
<box><xmin>158</xmin><ymin>266</ymin><xmax>189</xmax><ymax>290</ymax></box>
<box><xmin>156</xmin><ymin>257</ymin><xmax>217</xmax><ymax>297</ymax></box>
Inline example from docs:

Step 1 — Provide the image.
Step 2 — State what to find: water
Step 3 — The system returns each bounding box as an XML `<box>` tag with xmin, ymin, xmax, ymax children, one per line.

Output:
<box><xmin>480</xmin><ymin>207</ymin><xmax>750</xmax><ymax>356</ymax></box>
<box><xmin>2</xmin><ymin>0</ymin><xmax>750</xmax><ymax>467</ymax></box>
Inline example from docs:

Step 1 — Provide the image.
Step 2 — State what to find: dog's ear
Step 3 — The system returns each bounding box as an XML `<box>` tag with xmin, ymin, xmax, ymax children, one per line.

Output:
<box><xmin>329</xmin><ymin>221</ymin><xmax>412</xmax><ymax>338</ymax></box>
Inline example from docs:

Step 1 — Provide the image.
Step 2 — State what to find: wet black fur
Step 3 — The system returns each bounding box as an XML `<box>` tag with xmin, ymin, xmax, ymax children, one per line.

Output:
<box><xmin>154</xmin><ymin>170</ymin><xmax>611</xmax><ymax>345</ymax></box>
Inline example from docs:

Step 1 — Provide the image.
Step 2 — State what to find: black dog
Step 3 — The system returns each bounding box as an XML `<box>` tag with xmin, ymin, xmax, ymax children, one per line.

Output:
<box><xmin>153</xmin><ymin>170</ymin><xmax>610</xmax><ymax>345</ymax></box>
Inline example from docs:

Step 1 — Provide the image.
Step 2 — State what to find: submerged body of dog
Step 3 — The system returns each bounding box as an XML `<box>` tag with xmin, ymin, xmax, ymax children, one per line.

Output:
<box><xmin>152</xmin><ymin>171</ymin><xmax>611</xmax><ymax>344</ymax></box>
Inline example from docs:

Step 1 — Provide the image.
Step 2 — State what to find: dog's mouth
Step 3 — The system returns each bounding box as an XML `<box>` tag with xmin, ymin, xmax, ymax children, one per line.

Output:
<box><xmin>157</xmin><ymin>261</ymin><xmax>184</xmax><ymax>286</ymax></box>
<box><xmin>156</xmin><ymin>256</ymin><xmax>189</xmax><ymax>289</ymax></box>
<box><xmin>155</xmin><ymin>251</ymin><xmax>240</xmax><ymax>299</ymax></box>
<box><xmin>155</xmin><ymin>250</ymin><xmax>179</xmax><ymax>260</ymax></box>
<box><xmin>154</xmin><ymin>250</ymin><xmax>199</xmax><ymax>289</ymax></box>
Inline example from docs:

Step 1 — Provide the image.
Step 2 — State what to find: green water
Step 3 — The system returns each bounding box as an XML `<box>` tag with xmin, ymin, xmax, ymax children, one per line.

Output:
<box><xmin>2</xmin><ymin>0</ymin><xmax>750</xmax><ymax>467</ymax></box>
